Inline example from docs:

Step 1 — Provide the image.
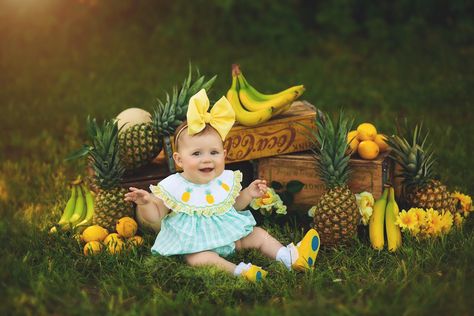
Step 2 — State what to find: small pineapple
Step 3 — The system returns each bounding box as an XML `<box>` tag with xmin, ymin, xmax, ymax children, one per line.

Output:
<box><xmin>218</xmin><ymin>180</ymin><xmax>230</xmax><ymax>192</ymax></box>
<box><xmin>387</xmin><ymin>123</ymin><xmax>456</xmax><ymax>214</ymax></box>
<box><xmin>116</xmin><ymin>66</ymin><xmax>216</xmax><ymax>171</ymax></box>
<box><xmin>152</xmin><ymin>64</ymin><xmax>217</xmax><ymax>138</ymax></box>
<box><xmin>181</xmin><ymin>188</ymin><xmax>192</xmax><ymax>202</ymax></box>
<box><xmin>86</xmin><ymin>117</ymin><xmax>135</xmax><ymax>232</ymax></box>
<box><xmin>118</xmin><ymin>120</ymin><xmax>162</xmax><ymax>170</ymax></box>
<box><xmin>307</xmin><ymin>111</ymin><xmax>360</xmax><ymax>247</ymax></box>
<box><xmin>205</xmin><ymin>190</ymin><xmax>214</xmax><ymax>204</ymax></box>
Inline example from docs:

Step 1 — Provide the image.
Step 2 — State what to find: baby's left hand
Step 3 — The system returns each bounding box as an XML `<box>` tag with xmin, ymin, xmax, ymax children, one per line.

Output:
<box><xmin>247</xmin><ymin>179</ymin><xmax>268</xmax><ymax>199</ymax></box>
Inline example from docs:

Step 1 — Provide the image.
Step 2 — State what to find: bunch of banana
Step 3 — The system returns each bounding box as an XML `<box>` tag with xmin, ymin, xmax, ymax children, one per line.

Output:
<box><xmin>369</xmin><ymin>186</ymin><xmax>402</xmax><ymax>252</ymax></box>
<box><xmin>52</xmin><ymin>178</ymin><xmax>95</xmax><ymax>233</ymax></box>
<box><xmin>226</xmin><ymin>64</ymin><xmax>305</xmax><ymax>126</ymax></box>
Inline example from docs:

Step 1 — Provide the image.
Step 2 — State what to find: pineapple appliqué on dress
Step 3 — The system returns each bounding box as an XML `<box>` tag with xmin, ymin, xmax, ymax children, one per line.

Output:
<box><xmin>150</xmin><ymin>170</ymin><xmax>242</xmax><ymax>217</ymax></box>
<box><xmin>181</xmin><ymin>188</ymin><xmax>192</xmax><ymax>202</ymax></box>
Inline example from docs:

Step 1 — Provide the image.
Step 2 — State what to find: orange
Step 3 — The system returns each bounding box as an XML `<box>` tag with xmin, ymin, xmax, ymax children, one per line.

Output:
<box><xmin>347</xmin><ymin>130</ymin><xmax>359</xmax><ymax>154</ymax></box>
<box><xmin>358</xmin><ymin>140</ymin><xmax>380</xmax><ymax>160</ymax></box>
<box><xmin>374</xmin><ymin>134</ymin><xmax>389</xmax><ymax>152</ymax></box>
<box><xmin>83</xmin><ymin>241</ymin><xmax>103</xmax><ymax>256</ymax></box>
<box><xmin>357</xmin><ymin>123</ymin><xmax>377</xmax><ymax>141</ymax></box>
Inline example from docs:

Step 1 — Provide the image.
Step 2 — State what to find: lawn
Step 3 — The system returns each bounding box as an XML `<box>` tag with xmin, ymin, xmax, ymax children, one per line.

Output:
<box><xmin>1</xmin><ymin>1</ymin><xmax>473</xmax><ymax>315</ymax></box>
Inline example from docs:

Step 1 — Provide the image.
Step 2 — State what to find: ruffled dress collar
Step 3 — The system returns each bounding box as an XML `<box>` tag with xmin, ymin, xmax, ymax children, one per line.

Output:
<box><xmin>150</xmin><ymin>170</ymin><xmax>242</xmax><ymax>217</ymax></box>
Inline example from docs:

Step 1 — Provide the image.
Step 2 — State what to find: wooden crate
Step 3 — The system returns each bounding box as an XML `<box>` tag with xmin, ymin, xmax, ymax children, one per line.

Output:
<box><xmin>120</xmin><ymin>154</ymin><xmax>171</xmax><ymax>191</ymax></box>
<box><xmin>159</xmin><ymin>100</ymin><xmax>318</xmax><ymax>172</ymax></box>
<box><xmin>257</xmin><ymin>151</ymin><xmax>393</xmax><ymax>211</ymax></box>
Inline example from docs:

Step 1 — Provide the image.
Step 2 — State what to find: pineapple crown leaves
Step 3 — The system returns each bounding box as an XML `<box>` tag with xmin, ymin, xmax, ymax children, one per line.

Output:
<box><xmin>66</xmin><ymin>117</ymin><xmax>125</xmax><ymax>190</ymax></box>
<box><xmin>301</xmin><ymin>110</ymin><xmax>353</xmax><ymax>189</ymax></box>
<box><xmin>152</xmin><ymin>64</ymin><xmax>217</xmax><ymax>137</ymax></box>
<box><xmin>386</xmin><ymin>121</ymin><xmax>436</xmax><ymax>189</ymax></box>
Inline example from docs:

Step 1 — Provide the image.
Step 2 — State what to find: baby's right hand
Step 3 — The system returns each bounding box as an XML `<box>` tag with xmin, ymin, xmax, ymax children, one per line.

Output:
<box><xmin>124</xmin><ymin>187</ymin><xmax>151</xmax><ymax>205</ymax></box>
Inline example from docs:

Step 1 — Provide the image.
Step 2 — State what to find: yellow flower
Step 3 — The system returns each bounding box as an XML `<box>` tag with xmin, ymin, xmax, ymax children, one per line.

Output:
<box><xmin>454</xmin><ymin>213</ymin><xmax>464</xmax><ymax>227</ymax></box>
<box><xmin>424</xmin><ymin>208</ymin><xmax>443</xmax><ymax>237</ymax></box>
<box><xmin>452</xmin><ymin>191</ymin><xmax>473</xmax><ymax>217</ymax></box>
<box><xmin>397</xmin><ymin>209</ymin><xmax>419</xmax><ymax>232</ymax></box>
<box><xmin>440</xmin><ymin>211</ymin><xmax>453</xmax><ymax>234</ymax></box>
<box><xmin>250</xmin><ymin>188</ymin><xmax>287</xmax><ymax>216</ymax></box>
<box><xmin>355</xmin><ymin>191</ymin><xmax>375</xmax><ymax>225</ymax></box>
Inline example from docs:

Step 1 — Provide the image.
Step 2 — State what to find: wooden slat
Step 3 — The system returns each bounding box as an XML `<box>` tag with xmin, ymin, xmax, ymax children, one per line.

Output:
<box><xmin>257</xmin><ymin>151</ymin><xmax>393</xmax><ymax>210</ymax></box>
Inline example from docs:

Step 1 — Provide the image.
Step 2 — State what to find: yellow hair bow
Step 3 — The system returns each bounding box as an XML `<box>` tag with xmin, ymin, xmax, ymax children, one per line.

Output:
<box><xmin>186</xmin><ymin>89</ymin><xmax>235</xmax><ymax>141</ymax></box>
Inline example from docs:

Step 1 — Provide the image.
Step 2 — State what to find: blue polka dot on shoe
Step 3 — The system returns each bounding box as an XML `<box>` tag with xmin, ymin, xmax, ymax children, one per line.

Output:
<box><xmin>312</xmin><ymin>235</ymin><xmax>320</xmax><ymax>251</ymax></box>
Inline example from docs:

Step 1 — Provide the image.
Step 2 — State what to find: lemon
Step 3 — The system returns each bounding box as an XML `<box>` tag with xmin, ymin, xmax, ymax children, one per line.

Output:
<box><xmin>357</xmin><ymin>123</ymin><xmax>377</xmax><ymax>141</ymax></box>
<box><xmin>128</xmin><ymin>235</ymin><xmax>144</xmax><ymax>248</ymax></box>
<box><xmin>374</xmin><ymin>134</ymin><xmax>389</xmax><ymax>152</ymax></box>
<box><xmin>82</xmin><ymin>225</ymin><xmax>109</xmax><ymax>243</ymax></box>
<box><xmin>107</xmin><ymin>238</ymin><xmax>125</xmax><ymax>254</ymax></box>
<box><xmin>104</xmin><ymin>233</ymin><xmax>122</xmax><ymax>245</ymax></box>
<box><xmin>84</xmin><ymin>241</ymin><xmax>103</xmax><ymax>256</ymax></box>
<box><xmin>347</xmin><ymin>130</ymin><xmax>359</xmax><ymax>154</ymax></box>
<box><xmin>116</xmin><ymin>216</ymin><xmax>138</xmax><ymax>238</ymax></box>
<box><xmin>358</xmin><ymin>140</ymin><xmax>380</xmax><ymax>160</ymax></box>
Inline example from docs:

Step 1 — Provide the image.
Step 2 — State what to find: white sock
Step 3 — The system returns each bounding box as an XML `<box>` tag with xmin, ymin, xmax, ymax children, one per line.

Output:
<box><xmin>233</xmin><ymin>262</ymin><xmax>251</xmax><ymax>276</ymax></box>
<box><xmin>276</xmin><ymin>246</ymin><xmax>291</xmax><ymax>270</ymax></box>
<box><xmin>276</xmin><ymin>244</ymin><xmax>299</xmax><ymax>270</ymax></box>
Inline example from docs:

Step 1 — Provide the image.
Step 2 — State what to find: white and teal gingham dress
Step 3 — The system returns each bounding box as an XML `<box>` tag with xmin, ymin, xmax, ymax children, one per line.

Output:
<box><xmin>149</xmin><ymin>170</ymin><xmax>256</xmax><ymax>257</ymax></box>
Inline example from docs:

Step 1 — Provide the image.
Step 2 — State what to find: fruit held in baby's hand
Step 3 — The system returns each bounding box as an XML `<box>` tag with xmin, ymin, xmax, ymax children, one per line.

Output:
<box><xmin>116</xmin><ymin>217</ymin><xmax>138</xmax><ymax>238</ymax></box>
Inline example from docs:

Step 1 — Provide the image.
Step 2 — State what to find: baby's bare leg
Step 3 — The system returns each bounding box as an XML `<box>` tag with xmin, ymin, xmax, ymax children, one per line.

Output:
<box><xmin>236</xmin><ymin>227</ymin><xmax>284</xmax><ymax>259</ymax></box>
<box><xmin>184</xmin><ymin>251</ymin><xmax>236</xmax><ymax>274</ymax></box>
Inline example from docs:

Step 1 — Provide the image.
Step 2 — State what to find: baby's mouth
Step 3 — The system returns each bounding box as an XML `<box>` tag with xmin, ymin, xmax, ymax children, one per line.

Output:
<box><xmin>199</xmin><ymin>168</ymin><xmax>214</xmax><ymax>173</ymax></box>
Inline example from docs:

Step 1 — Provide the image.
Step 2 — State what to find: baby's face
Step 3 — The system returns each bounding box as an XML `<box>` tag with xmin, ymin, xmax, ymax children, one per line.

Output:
<box><xmin>173</xmin><ymin>128</ymin><xmax>226</xmax><ymax>184</ymax></box>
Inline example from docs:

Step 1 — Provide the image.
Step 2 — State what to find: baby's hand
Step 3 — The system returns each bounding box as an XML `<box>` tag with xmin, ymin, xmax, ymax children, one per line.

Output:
<box><xmin>124</xmin><ymin>187</ymin><xmax>152</xmax><ymax>205</ymax></box>
<box><xmin>247</xmin><ymin>179</ymin><xmax>268</xmax><ymax>199</ymax></box>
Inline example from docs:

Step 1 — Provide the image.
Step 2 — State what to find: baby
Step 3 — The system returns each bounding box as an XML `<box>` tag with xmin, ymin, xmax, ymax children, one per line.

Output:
<box><xmin>125</xmin><ymin>89</ymin><xmax>320</xmax><ymax>281</ymax></box>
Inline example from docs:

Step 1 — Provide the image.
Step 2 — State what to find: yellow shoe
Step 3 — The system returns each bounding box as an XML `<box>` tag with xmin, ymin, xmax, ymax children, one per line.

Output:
<box><xmin>241</xmin><ymin>264</ymin><xmax>268</xmax><ymax>282</ymax></box>
<box><xmin>292</xmin><ymin>229</ymin><xmax>320</xmax><ymax>271</ymax></box>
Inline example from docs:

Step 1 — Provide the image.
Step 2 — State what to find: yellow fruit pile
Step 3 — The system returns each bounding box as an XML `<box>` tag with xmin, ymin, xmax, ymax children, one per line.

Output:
<box><xmin>81</xmin><ymin>217</ymin><xmax>144</xmax><ymax>256</ymax></box>
<box><xmin>347</xmin><ymin>123</ymin><xmax>389</xmax><ymax>160</ymax></box>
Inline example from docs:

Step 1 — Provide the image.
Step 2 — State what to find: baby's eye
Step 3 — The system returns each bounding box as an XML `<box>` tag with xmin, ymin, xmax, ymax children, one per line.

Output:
<box><xmin>192</xmin><ymin>152</ymin><xmax>200</xmax><ymax>156</ymax></box>
<box><xmin>211</xmin><ymin>150</ymin><xmax>220</xmax><ymax>155</ymax></box>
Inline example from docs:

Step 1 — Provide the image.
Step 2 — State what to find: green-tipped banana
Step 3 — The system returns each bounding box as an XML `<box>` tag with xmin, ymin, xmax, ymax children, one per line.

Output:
<box><xmin>369</xmin><ymin>187</ymin><xmax>388</xmax><ymax>250</ymax></box>
<box><xmin>226</xmin><ymin>76</ymin><xmax>273</xmax><ymax>127</ymax></box>
<box><xmin>237</xmin><ymin>75</ymin><xmax>300</xmax><ymax>112</ymax></box>
<box><xmin>58</xmin><ymin>185</ymin><xmax>77</xmax><ymax>228</ymax></box>
<box><xmin>232</xmin><ymin>64</ymin><xmax>305</xmax><ymax>101</ymax></box>
<box><xmin>69</xmin><ymin>185</ymin><xmax>86</xmax><ymax>226</ymax></box>
<box><xmin>74</xmin><ymin>184</ymin><xmax>95</xmax><ymax>230</ymax></box>
<box><xmin>386</xmin><ymin>187</ymin><xmax>402</xmax><ymax>252</ymax></box>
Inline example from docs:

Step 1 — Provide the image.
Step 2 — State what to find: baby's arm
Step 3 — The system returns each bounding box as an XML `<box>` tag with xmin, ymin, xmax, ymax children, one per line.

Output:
<box><xmin>124</xmin><ymin>187</ymin><xmax>169</xmax><ymax>222</ymax></box>
<box><xmin>234</xmin><ymin>179</ymin><xmax>268</xmax><ymax>211</ymax></box>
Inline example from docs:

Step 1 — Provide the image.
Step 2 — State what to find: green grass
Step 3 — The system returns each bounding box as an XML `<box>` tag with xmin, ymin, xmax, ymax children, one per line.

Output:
<box><xmin>1</xmin><ymin>1</ymin><xmax>473</xmax><ymax>315</ymax></box>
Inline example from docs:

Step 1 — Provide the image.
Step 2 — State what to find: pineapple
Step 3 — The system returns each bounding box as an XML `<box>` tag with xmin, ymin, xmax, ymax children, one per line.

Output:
<box><xmin>181</xmin><ymin>188</ymin><xmax>192</xmax><ymax>202</ymax></box>
<box><xmin>86</xmin><ymin>117</ymin><xmax>135</xmax><ymax>232</ymax></box>
<box><xmin>307</xmin><ymin>111</ymin><xmax>360</xmax><ymax>247</ymax></box>
<box><xmin>152</xmin><ymin>64</ymin><xmax>217</xmax><ymax>137</ymax></box>
<box><xmin>117</xmin><ymin>65</ymin><xmax>216</xmax><ymax>171</ymax></box>
<box><xmin>218</xmin><ymin>180</ymin><xmax>230</xmax><ymax>191</ymax></box>
<box><xmin>387</xmin><ymin>124</ymin><xmax>456</xmax><ymax>214</ymax></box>
<box><xmin>118</xmin><ymin>121</ymin><xmax>161</xmax><ymax>170</ymax></box>
<box><xmin>205</xmin><ymin>190</ymin><xmax>214</xmax><ymax>204</ymax></box>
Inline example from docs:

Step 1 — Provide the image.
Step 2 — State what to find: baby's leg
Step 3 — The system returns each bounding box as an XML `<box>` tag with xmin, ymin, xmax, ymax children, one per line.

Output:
<box><xmin>235</xmin><ymin>227</ymin><xmax>284</xmax><ymax>259</ymax></box>
<box><xmin>184</xmin><ymin>251</ymin><xmax>236</xmax><ymax>274</ymax></box>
